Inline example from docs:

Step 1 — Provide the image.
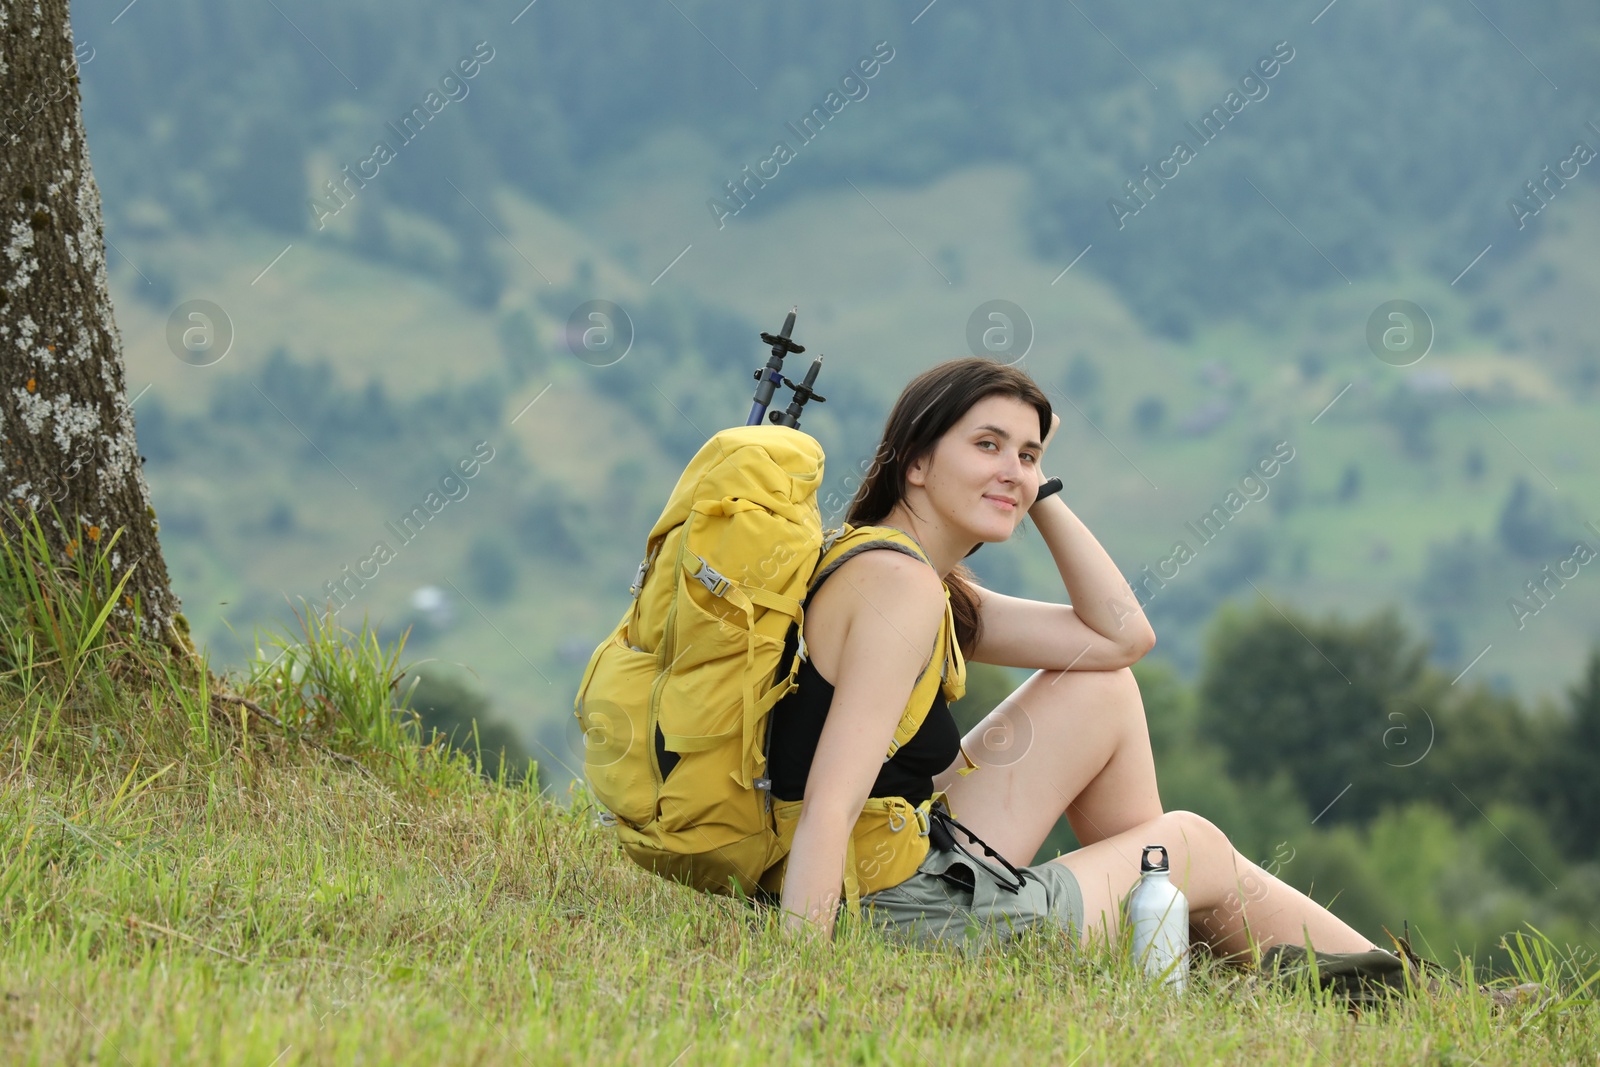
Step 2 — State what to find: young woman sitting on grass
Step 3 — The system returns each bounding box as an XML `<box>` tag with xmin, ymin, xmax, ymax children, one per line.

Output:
<box><xmin>768</xmin><ymin>356</ymin><xmax>1393</xmax><ymax>968</ymax></box>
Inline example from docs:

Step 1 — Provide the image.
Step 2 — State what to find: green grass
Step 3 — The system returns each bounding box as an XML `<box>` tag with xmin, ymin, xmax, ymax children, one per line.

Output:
<box><xmin>2</xmin><ymin>512</ymin><xmax>1599</xmax><ymax>1063</ymax></box>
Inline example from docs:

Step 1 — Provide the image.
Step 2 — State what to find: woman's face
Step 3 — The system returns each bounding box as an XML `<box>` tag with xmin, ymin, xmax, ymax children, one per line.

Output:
<box><xmin>904</xmin><ymin>394</ymin><xmax>1044</xmax><ymax>543</ymax></box>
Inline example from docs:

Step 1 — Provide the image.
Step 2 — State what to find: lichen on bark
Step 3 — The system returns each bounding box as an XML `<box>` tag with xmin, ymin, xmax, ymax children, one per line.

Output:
<box><xmin>1</xmin><ymin>0</ymin><xmax>189</xmax><ymax>656</ymax></box>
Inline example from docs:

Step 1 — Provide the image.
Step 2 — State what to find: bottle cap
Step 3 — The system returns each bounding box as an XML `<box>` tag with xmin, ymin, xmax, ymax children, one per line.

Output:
<box><xmin>1140</xmin><ymin>845</ymin><xmax>1169</xmax><ymax>872</ymax></box>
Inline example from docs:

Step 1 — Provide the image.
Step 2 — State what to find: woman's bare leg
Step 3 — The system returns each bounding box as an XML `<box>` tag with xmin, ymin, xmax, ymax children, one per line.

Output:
<box><xmin>1052</xmin><ymin>810</ymin><xmax>1380</xmax><ymax>959</ymax></box>
<box><xmin>938</xmin><ymin>668</ymin><xmax>1379</xmax><ymax>958</ymax></box>
<box><xmin>936</xmin><ymin>667</ymin><xmax>1164</xmax><ymax>865</ymax></box>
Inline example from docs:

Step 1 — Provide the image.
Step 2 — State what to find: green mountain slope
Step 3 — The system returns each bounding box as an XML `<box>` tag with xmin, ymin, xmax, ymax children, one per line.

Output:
<box><xmin>111</xmin><ymin>168</ymin><xmax>1600</xmax><ymax>769</ymax></box>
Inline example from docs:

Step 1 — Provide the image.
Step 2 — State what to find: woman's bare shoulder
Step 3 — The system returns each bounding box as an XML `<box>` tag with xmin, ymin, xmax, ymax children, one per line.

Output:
<box><xmin>806</xmin><ymin>548</ymin><xmax>943</xmax><ymax>682</ymax></box>
<box><xmin>814</xmin><ymin>549</ymin><xmax>946</xmax><ymax>691</ymax></box>
<box><xmin>825</xmin><ymin>548</ymin><xmax>946</xmax><ymax>625</ymax></box>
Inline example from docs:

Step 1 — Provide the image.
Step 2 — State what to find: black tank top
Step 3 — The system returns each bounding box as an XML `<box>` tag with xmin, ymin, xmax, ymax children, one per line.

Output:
<box><xmin>766</xmin><ymin>609</ymin><xmax>961</xmax><ymax>806</ymax></box>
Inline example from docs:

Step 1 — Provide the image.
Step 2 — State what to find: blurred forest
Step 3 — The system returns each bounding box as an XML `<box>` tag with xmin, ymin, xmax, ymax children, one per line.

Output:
<box><xmin>952</xmin><ymin>606</ymin><xmax>1600</xmax><ymax>968</ymax></box>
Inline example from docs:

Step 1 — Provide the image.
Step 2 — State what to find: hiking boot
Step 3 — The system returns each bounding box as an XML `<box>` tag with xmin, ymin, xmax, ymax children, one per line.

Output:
<box><xmin>1255</xmin><ymin>933</ymin><xmax>1550</xmax><ymax>1015</ymax></box>
<box><xmin>1257</xmin><ymin>942</ymin><xmax>1410</xmax><ymax>1012</ymax></box>
<box><xmin>1387</xmin><ymin>929</ymin><xmax>1551</xmax><ymax>1011</ymax></box>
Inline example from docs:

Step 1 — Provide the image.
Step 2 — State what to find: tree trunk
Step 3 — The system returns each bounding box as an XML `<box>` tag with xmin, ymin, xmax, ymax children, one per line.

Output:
<box><xmin>1</xmin><ymin>0</ymin><xmax>189</xmax><ymax>654</ymax></box>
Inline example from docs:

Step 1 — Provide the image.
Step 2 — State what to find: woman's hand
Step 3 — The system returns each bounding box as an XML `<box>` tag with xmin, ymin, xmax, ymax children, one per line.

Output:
<box><xmin>777</xmin><ymin>898</ymin><xmax>838</xmax><ymax>943</ymax></box>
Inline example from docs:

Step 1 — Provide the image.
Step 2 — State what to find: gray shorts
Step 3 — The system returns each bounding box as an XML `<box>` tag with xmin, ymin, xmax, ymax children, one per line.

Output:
<box><xmin>853</xmin><ymin>839</ymin><xmax>1084</xmax><ymax>952</ymax></box>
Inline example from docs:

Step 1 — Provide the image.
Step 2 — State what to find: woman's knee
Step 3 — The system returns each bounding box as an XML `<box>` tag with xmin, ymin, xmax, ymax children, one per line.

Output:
<box><xmin>1033</xmin><ymin>665</ymin><xmax>1141</xmax><ymax>710</ymax></box>
<box><xmin>1157</xmin><ymin>809</ymin><xmax>1232</xmax><ymax>865</ymax></box>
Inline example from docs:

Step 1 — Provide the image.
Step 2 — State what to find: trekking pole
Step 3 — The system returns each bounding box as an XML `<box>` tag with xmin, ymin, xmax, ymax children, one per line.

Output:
<box><xmin>768</xmin><ymin>353</ymin><xmax>826</xmax><ymax>430</ymax></box>
<box><xmin>748</xmin><ymin>307</ymin><xmax>804</xmax><ymax>426</ymax></box>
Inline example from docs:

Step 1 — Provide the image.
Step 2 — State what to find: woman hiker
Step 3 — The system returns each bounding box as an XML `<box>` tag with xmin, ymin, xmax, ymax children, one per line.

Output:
<box><xmin>765</xmin><ymin>356</ymin><xmax>1395</xmax><ymax>974</ymax></box>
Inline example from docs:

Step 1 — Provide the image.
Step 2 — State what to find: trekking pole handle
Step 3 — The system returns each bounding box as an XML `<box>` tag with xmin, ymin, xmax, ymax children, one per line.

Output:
<box><xmin>748</xmin><ymin>307</ymin><xmax>804</xmax><ymax>426</ymax></box>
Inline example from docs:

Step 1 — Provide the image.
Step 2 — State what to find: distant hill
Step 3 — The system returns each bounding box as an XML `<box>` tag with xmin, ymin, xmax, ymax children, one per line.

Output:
<box><xmin>77</xmin><ymin>0</ymin><xmax>1600</xmax><ymax>327</ymax></box>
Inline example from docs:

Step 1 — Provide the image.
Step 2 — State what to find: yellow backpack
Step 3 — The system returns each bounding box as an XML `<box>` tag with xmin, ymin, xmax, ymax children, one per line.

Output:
<box><xmin>573</xmin><ymin>423</ymin><xmax>967</xmax><ymax>914</ymax></box>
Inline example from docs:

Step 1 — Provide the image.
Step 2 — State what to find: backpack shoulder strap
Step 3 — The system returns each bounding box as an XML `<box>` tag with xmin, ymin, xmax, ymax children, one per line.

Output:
<box><xmin>810</xmin><ymin>526</ymin><xmax>929</xmax><ymax>596</ymax></box>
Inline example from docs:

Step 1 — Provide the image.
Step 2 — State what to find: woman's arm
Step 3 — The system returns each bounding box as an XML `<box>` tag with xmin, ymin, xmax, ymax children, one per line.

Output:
<box><xmin>968</xmin><ymin>489</ymin><xmax>1156</xmax><ymax>671</ymax></box>
<box><xmin>779</xmin><ymin>551</ymin><xmax>948</xmax><ymax>940</ymax></box>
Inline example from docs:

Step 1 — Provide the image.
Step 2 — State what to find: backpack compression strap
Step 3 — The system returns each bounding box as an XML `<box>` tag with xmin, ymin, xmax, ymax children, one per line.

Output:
<box><xmin>648</xmin><ymin>551</ymin><xmax>807</xmax><ymax>793</ymax></box>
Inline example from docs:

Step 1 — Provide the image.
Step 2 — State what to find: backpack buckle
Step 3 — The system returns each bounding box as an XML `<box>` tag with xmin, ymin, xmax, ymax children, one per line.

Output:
<box><xmin>690</xmin><ymin>557</ymin><xmax>731</xmax><ymax>597</ymax></box>
<box><xmin>596</xmin><ymin>810</ymin><xmax>617</xmax><ymax>827</ymax></box>
<box><xmin>629</xmin><ymin>559</ymin><xmax>650</xmax><ymax>599</ymax></box>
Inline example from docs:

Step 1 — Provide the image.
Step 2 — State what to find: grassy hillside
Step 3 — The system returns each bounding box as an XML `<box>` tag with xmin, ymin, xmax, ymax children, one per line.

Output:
<box><xmin>3</xmin><ymin>511</ymin><xmax>1596</xmax><ymax>1065</ymax></box>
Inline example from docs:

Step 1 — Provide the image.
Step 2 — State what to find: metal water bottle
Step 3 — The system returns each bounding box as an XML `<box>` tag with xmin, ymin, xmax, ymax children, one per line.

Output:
<box><xmin>1126</xmin><ymin>844</ymin><xmax>1189</xmax><ymax>993</ymax></box>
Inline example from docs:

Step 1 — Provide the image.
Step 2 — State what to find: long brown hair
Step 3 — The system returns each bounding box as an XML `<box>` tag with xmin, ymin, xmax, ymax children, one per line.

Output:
<box><xmin>846</xmin><ymin>358</ymin><xmax>1052</xmax><ymax>657</ymax></box>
